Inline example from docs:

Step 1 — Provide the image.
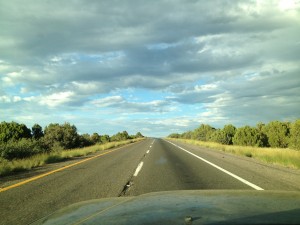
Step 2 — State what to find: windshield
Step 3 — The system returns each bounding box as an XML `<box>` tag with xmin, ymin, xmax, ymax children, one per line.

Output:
<box><xmin>0</xmin><ymin>1</ymin><xmax>299</xmax><ymax>225</ymax></box>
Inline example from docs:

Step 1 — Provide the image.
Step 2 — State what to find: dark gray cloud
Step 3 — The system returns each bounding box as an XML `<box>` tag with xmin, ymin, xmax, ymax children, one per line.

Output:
<box><xmin>171</xmin><ymin>68</ymin><xmax>300</xmax><ymax>127</ymax></box>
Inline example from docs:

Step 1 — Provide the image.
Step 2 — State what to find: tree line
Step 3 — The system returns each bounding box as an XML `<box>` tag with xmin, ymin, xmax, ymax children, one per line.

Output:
<box><xmin>0</xmin><ymin>121</ymin><xmax>144</xmax><ymax>160</ymax></box>
<box><xmin>168</xmin><ymin>120</ymin><xmax>300</xmax><ymax>150</ymax></box>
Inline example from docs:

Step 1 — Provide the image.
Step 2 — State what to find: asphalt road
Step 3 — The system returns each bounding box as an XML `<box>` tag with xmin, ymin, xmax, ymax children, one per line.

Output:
<box><xmin>1</xmin><ymin>138</ymin><xmax>299</xmax><ymax>225</ymax></box>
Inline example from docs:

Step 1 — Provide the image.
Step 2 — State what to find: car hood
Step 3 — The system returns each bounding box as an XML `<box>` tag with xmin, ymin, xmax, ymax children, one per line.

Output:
<box><xmin>33</xmin><ymin>190</ymin><xmax>300</xmax><ymax>225</ymax></box>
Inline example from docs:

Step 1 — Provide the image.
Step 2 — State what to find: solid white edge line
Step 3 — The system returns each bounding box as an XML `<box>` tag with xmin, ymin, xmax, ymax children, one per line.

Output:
<box><xmin>133</xmin><ymin>162</ymin><xmax>144</xmax><ymax>177</ymax></box>
<box><xmin>166</xmin><ymin>140</ymin><xmax>264</xmax><ymax>191</ymax></box>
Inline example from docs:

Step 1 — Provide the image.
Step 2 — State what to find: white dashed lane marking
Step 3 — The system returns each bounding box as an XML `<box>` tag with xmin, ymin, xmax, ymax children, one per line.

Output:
<box><xmin>133</xmin><ymin>162</ymin><xmax>144</xmax><ymax>177</ymax></box>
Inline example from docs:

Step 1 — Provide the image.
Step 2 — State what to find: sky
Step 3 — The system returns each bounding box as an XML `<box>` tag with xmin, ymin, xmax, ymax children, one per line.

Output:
<box><xmin>0</xmin><ymin>0</ymin><xmax>299</xmax><ymax>137</ymax></box>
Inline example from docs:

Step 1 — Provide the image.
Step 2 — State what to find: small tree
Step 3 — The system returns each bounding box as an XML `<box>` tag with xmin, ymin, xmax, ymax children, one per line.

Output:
<box><xmin>168</xmin><ymin>133</ymin><xmax>181</xmax><ymax>138</ymax></box>
<box><xmin>222</xmin><ymin>124</ymin><xmax>237</xmax><ymax>145</ymax></box>
<box><xmin>43</xmin><ymin>123</ymin><xmax>79</xmax><ymax>150</ymax></box>
<box><xmin>263</xmin><ymin>121</ymin><xmax>290</xmax><ymax>148</ymax></box>
<box><xmin>77</xmin><ymin>134</ymin><xmax>93</xmax><ymax>147</ymax></box>
<box><xmin>210</xmin><ymin>129</ymin><xmax>228</xmax><ymax>144</ymax></box>
<box><xmin>111</xmin><ymin>131</ymin><xmax>130</xmax><ymax>141</ymax></box>
<box><xmin>135</xmin><ymin>132</ymin><xmax>144</xmax><ymax>138</ymax></box>
<box><xmin>0</xmin><ymin>121</ymin><xmax>32</xmax><ymax>142</ymax></box>
<box><xmin>256</xmin><ymin>122</ymin><xmax>269</xmax><ymax>147</ymax></box>
<box><xmin>232</xmin><ymin>126</ymin><xmax>264</xmax><ymax>147</ymax></box>
<box><xmin>91</xmin><ymin>133</ymin><xmax>101</xmax><ymax>144</ymax></box>
<box><xmin>101</xmin><ymin>135</ymin><xmax>110</xmax><ymax>143</ymax></box>
<box><xmin>122</xmin><ymin>131</ymin><xmax>130</xmax><ymax>140</ymax></box>
<box><xmin>289</xmin><ymin>120</ymin><xmax>300</xmax><ymax>150</ymax></box>
<box><xmin>192</xmin><ymin>124</ymin><xmax>216</xmax><ymax>141</ymax></box>
<box><xmin>182</xmin><ymin>131</ymin><xmax>193</xmax><ymax>139</ymax></box>
<box><xmin>32</xmin><ymin>124</ymin><xmax>44</xmax><ymax>140</ymax></box>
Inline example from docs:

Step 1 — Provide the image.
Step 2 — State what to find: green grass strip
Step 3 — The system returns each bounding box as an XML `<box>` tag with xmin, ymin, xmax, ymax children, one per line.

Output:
<box><xmin>0</xmin><ymin>138</ymin><xmax>144</xmax><ymax>177</ymax></box>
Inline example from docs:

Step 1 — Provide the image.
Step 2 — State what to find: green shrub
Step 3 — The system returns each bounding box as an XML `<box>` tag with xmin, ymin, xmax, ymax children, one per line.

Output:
<box><xmin>222</xmin><ymin>124</ymin><xmax>236</xmax><ymax>145</ymax></box>
<box><xmin>263</xmin><ymin>121</ymin><xmax>290</xmax><ymax>148</ymax></box>
<box><xmin>0</xmin><ymin>121</ymin><xmax>32</xmax><ymax>142</ymax></box>
<box><xmin>192</xmin><ymin>124</ymin><xmax>216</xmax><ymax>141</ymax></box>
<box><xmin>289</xmin><ymin>120</ymin><xmax>300</xmax><ymax>150</ymax></box>
<box><xmin>110</xmin><ymin>131</ymin><xmax>130</xmax><ymax>141</ymax></box>
<box><xmin>43</xmin><ymin>123</ymin><xmax>80</xmax><ymax>150</ymax></box>
<box><xmin>209</xmin><ymin>130</ymin><xmax>228</xmax><ymax>144</ymax></box>
<box><xmin>232</xmin><ymin>126</ymin><xmax>264</xmax><ymax>147</ymax></box>
<box><xmin>0</xmin><ymin>139</ymin><xmax>44</xmax><ymax>160</ymax></box>
<box><xmin>168</xmin><ymin>133</ymin><xmax>181</xmax><ymax>138</ymax></box>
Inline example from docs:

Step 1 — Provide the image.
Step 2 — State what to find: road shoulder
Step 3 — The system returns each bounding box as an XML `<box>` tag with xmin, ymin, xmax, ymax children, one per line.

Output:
<box><xmin>166</xmin><ymin>139</ymin><xmax>300</xmax><ymax>191</ymax></box>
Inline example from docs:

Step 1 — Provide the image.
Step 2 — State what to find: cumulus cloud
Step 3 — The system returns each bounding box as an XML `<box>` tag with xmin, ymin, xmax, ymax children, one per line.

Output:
<box><xmin>39</xmin><ymin>91</ymin><xmax>76</xmax><ymax>107</ymax></box>
<box><xmin>91</xmin><ymin>96</ymin><xmax>175</xmax><ymax>114</ymax></box>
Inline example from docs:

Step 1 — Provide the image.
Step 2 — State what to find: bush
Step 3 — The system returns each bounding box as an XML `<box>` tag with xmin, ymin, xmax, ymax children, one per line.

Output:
<box><xmin>100</xmin><ymin>135</ymin><xmax>110</xmax><ymax>143</ymax></box>
<box><xmin>0</xmin><ymin>138</ymin><xmax>44</xmax><ymax>160</ymax></box>
<box><xmin>43</xmin><ymin>123</ymin><xmax>80</xmax><ymax>150</ymax></box>
<box><xmin>110</xmin><ymin>131</ymin><xmax>130</xmax><ymax>141</ymax></box>
<box><xmin>232</xmin><ymin>126</ymin><xmax>264</xmax><ymax>147</ymax></box>
<box><xmin>168</xmin><ymin>133</ymin><xmax>181</xmax><ymax>138</ymax></box>
<box><xmin>135</xmin><ymin>132</ymin><xmax>144</xmax><ymax>138</ymax></box>
<box><xmin>256</xmin><ymin>123</ymin><xmax>269</xmax><ymax>147</ymax></box>
<box><xmin>289</xmin><ymin>120</ymin><xmax>300</xmax><ymax>150</ymax></box>
<box><xmin>32</xmin><ymin>124</ymin><xmax>44</xmax><ymax>140</ymax></box>
<box><xmin>222</xmin><ymin>124</ymin><xmax>237</xmax><ymax>145</ymax></box>
<box><xmin>77</xmin><ymin>134</ymin><xmax>94</xmax><ymax>148</ymax></box>
<box><xmin>210</xmin><ymin>130</ymin><xmax>228</xmax><ymax>144</ymax></box>
<box><xmin>263</xmin><ymin>121</ymin><xmax>290</xmax><ymax>148</ymax></box>
<box><xmin>192</xmin><ymin>124</ymin><xmax>216</xmax><ymax>141</ymax></box>
<box><xmin>0</xmin><ymin>121</ymin><xmax>32</xmax><ymax>142</ymax></box>
<box><xmin>181</xmin><ymin>131</ymin><xmax>193</xmax><ymax>139</ymax></box>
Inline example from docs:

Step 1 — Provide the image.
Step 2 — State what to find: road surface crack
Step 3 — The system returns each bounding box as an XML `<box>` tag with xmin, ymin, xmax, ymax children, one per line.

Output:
<box><xmin>119</xmin><ymin>180</ymin><xmax>133</xmax><ymax>196</ymax></box>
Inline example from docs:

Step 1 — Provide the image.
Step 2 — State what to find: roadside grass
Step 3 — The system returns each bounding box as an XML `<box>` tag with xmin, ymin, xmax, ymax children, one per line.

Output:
<box><xmin>0</xmin><ymin>138</ymin><xmax>144</xmax><ymax>177</ymax></box>
<box><xmin>168</xmin><ymin>138</ymin><xmax>300</xmax><ymax>169</ymax></box>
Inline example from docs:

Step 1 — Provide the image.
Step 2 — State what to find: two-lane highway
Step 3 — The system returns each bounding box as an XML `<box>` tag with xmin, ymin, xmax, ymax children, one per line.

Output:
<box><xmin>1</xmin><ymin>138</ymin><xmax>300</xmax><ymax>225</ymax></box>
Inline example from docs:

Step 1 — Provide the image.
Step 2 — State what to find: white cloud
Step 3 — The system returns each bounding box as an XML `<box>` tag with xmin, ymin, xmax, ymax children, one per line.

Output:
<box><xmin>0</xmin><ymin>95</ymin><xmax>11</xmax><ymax>103</ymax></box>
<box><xmin>50</xmin><ymin>56</ymin><xmax>62</xmax><ymax>62</ymax></box>
<box><xmin>69</xmin><ymin>81</ymin><xmax>107</xmax><ymax>95</ymax></box>
<box><xmin>0</xmin><ymin>95</ymin><xmax>23</xmax><ymax>103</ymax></box>
<box><xmin>13</xmin><ymin>96</ymin><xmax>22</xmax><ymax>102</ymax></box>
<box><xmin>278</xmin><ymin>0</ymin><xmax>300</xmax><ymax>11</ymax></box>
<box><xmin>91</xmin><ymin>96</ymin><xmax>175</xmax><ymax>114</ymax></box>
<box><xmin>40</xmin><ymin>91</ymin><xmax>75</xmax><ymax>107</ymax></box>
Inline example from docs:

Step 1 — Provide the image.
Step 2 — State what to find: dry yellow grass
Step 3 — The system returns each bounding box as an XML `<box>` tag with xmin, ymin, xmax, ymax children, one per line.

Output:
<box><xmin>0</xmin><ymin>138</ymin><xmax>144</xmax><ymax>176</ymax></box>
<box><xmin>169</xmin><ymin>138</ymin><xmax>300</xmax><ymax>169</ymax></box>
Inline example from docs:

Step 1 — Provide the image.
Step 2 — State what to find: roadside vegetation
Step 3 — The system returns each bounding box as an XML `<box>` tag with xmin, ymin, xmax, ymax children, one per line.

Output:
<box><xmin>168</xmin><ymin>119</ymin><xmax>300</xmax><ymax>169</ymax></box>
<box><xmin>0</xmin><ymin>121</ymin><xmax>144</xmax><ymax>176</ymax></box>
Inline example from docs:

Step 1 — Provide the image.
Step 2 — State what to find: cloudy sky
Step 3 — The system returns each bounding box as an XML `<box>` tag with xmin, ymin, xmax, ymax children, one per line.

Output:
<box><xmin>0</xmin><ymin>0</ymin><xmax>299</xmax><ymax>137</ymax></box>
